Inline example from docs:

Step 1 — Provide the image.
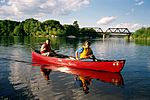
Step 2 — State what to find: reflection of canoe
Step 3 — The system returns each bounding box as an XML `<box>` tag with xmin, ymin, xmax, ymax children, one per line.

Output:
<box><xmin>40</xmin><ymin>65</ymin><xmax>124</xmax><ymax>86</ymax></box>
<box><xmin>32</xmin><ymin>51</ymin><xmax>125</xmax><ymax>72</ymax></box>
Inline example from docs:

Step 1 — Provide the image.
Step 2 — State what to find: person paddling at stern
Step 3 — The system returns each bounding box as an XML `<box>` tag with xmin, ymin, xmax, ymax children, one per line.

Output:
<box><xmin>40</xmin><ymin>39</ymin><xmax>55</xmax><ymax>56</ymax></box>
<box><xmin>75</xmin><ymin>40</ymin><xmax>96</xmax><ymax>61</ymax></box>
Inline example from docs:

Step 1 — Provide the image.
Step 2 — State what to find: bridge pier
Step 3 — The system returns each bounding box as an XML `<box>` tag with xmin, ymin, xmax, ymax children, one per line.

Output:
<box><xmin>127</xmin><ymin>34</ymin><xmax>131</xmax><ymax>41</ymax></box>
<box><xmin>103</xmin><ymin>34</ymin><xmax>105</xmax><ymax>40</ymax></box>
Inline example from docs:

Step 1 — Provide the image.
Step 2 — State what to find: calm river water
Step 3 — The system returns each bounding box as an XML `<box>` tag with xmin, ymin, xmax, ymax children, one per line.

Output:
<box><xmin>0</xmin><ymin>36</ymin><xmax>150</xmax><ymax>100</ymax></box>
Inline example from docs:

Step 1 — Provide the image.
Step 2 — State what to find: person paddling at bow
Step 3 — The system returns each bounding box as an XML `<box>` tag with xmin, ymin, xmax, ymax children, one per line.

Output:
<box><xmin>75</xmin><ymin>40</ymin><xmax>96</xmax><ymax>61</ymax></box>
<box><xmin>40</xmin><ymin>39</ymin><xmax>55</xmax><ymax>56</ymax></box>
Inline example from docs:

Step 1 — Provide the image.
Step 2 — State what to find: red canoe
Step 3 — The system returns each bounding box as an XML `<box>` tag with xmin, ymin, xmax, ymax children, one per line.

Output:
<box><xmin>32</xmin><ymin>51</ymin><xmax>125</xmax><ymax>72</ymax></box>
<box><xmin>39</xmin><ymin>65</ymin><xmax>124</xmax><ymax>86</ymax></box>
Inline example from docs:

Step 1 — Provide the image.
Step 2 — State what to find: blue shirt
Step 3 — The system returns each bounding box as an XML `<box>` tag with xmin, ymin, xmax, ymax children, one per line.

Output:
<box><xmin>76</xmin><ymin>47</ymin><xmax>84</xmax><ymax>54</ymax></box>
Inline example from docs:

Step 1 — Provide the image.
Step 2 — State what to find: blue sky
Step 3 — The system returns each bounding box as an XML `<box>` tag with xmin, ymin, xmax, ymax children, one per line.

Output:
<box><xmin>0</xmin><ymin>0</ymin><xmax>149</xmax><ymax>32</ymax></box>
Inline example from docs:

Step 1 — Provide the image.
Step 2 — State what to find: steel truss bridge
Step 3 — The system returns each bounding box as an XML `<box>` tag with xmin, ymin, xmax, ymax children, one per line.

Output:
<box><xmin>84</xmin><ymin>27</ymin><xmax>131</xmax><ymax>36</ymax></box>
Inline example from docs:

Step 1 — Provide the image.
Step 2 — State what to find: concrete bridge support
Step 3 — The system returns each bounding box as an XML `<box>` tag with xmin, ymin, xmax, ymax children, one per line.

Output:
<box><xmin>103</xmin><ymin>34</ymin><xmax>105</xmax><ymax>40</ymax></box>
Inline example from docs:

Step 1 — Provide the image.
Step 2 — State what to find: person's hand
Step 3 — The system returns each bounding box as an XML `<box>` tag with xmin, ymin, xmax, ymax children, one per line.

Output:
<box><xmin>47</xmin><ymin>52</ymin><xmax>50</xmax><ymax>56</ymax></box>
<box><xmin>84</xmin><ymin>55</ymin><xmax>92</xmax><ymax>58</ymax></box>
<box><xmin>76</xmin><ymin>57</ymin><xmax>79</xmax><ymax>60</ymax></box>
<box><xmin>84</xmin><ymin>56</ymin><xmax>89</xmax><ymax>58</ymax></box>
<box><xmin>89</xmin><ymin>55</ymin><xmax>93</xmax><ymax>58</ymax></box>
<box><xmin>41</xmin><ymin>47</ymin><xmax>46</xmax><ymax>51</ymax></box>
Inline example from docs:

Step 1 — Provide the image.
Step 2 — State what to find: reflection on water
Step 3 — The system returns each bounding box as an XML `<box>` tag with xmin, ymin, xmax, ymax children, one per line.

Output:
<box><xmin>75</xmin><ymin>76</ymin><xmax>91</xmax><ymax>94</ymax></box>
<box><xmin>40</xmin><ymin>67</ymin><xmax>51</xmax><ymax>80</ymax></box>
<box><xmin>38</xmin><ymin>64</ymin><xmax>124</xmax><ymax>94</ymax></box>
<box><xmin>134</xmin><ymin>39</ymin><xmax>150</xmax><ymax>46</ymax></box>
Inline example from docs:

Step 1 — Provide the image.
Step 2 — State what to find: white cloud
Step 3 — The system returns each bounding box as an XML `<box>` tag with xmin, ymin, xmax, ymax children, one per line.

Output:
<box><xmin>135</xmin><ymin>0</ymin><xmax>144</xmax><ymax>6</ymax></box>
<box><xmin>0</xmin><ymin>0</ymin><xmax>90</xmax><ymax>20</ymax></box>
<box><xmin>97</xmin><ymin>16</ymin><xmax>117</xmax><ymax>25</ymax></box>
<box><xmin>114</xmin><ymin>23</ymin><xmax>148</xmax><ymax>32</ymax></box>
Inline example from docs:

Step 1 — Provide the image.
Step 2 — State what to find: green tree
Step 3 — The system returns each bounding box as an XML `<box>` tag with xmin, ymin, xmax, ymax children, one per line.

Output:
<box><xmin>72</xmin><ymin>21</ymin><xmax>80</xmax><ymax>36</ymax></box>
<box><xmin>23</xmin><ymin>18</ymin><xmax>42</xmax><ymax>36</ymax></box>
<box><xmin>0</xmin><ymin>19</ymin><xmax>102</xmax><ymax>37</ymax></box>
<box><xmin>73</xmin><ymin>21</ymin><xmax>79</xmax><ymax>30</ymax></box>
<box><xmin>80</xmin><ymin>28</ymin><xmax>98</xmax><ymax>37</ymax></box>
<box><xmin>133</xmin><ymin>27</ymin><xmax>150</xmax><ymax>38</ymax></box>
<box><xmin>13</xmin><ymin>23</ymin><xmax>25</xmax><ymax>36</ymax></box>
<box><xmin>42</xmin><ymin>20</ymin><xmax>63</xmax><ymax>35</ymax></box>
<box><xmin>63</xmin><ymin>24</ymin><xmax>78</xmax><ymax>36</ymax></box>
<box><xmin>0</xmin><ymin>20</ymin><xmax>19</xmax><ymax>36</ymax></box>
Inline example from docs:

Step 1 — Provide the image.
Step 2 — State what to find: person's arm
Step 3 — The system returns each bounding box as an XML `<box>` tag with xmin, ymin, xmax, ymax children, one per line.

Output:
<box><xmin>88</xmin><ymin>49</ymin><xmax>97</xmax><ymax>61</ymax></box>
<box><xmin>88</xmin><ymin>49</ymin><xmax>94</xmax><ymax>58</ymax></box>
<box><xmin>84</xmin><ymin>49</ymin><xmax>96</xmax><ymax>61</ymax></box>
<box><xmin>75</xmin><ymin>47</ymin><xmax>83</xmax><ymax>60</ymax></box>
<box><xmin>75</xmin><ymin>51</ymin><xmax>79</xmax><ymax>60</ymax></box>
<box><xmin>40</xmin><ymin>44</ymin><xmax>46</xmax><ymax>52</ymax></box>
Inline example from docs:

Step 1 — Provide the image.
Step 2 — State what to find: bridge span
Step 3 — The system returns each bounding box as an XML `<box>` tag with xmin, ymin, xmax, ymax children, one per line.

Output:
<box><xmin>84</xmin><ymin>27</ymin><xmax>132</xmax><ymax>39</ymax></box>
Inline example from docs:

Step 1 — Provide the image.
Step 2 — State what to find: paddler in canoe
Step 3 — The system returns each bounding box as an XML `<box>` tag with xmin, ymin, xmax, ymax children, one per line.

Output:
<box><xmin>40</xmin><ymin>39</ymin><xmax>96</xmax><ymax>60</ymax></box>
<box><xmin>40</xmin><ymin>39</ymin><xmax>54</xmax><ymax>56</ymax></box>
<box><xmin>75</xmin><ymin>40</ymin><xmax>96</xmax><ymax>61</ymax></box>
<box><xmin>40</xmin><ymin>39</ymin><xmax>69</xmax><ymax>58</ymax></box>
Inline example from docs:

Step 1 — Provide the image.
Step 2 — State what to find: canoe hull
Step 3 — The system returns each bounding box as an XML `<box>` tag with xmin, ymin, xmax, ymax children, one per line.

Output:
<box><xmin>32</xmin><ymin>51</ymin><xmax>125</xmax><ymax>72</ymax></box>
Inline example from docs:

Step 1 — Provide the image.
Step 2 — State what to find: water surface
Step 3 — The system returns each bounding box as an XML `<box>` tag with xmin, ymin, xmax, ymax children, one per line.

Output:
<box><xmin>0</xmin><ymin>37</ymin><xmax>150</xmax><ymax>100</ymax></box>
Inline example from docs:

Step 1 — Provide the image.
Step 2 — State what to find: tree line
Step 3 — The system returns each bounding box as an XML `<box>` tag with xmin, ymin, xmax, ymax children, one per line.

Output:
<box><xmin>0</xmin><ymin>18</ymin><xmax>99</xmax><ymax>37</ymax></box>
<box><xmin>133</xmin><ymin>27</ymin><xmax>150</xmax><ymax>39</ymax></box>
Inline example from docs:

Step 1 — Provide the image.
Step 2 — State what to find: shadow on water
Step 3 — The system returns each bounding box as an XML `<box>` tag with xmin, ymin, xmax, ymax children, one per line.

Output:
<box><xmin>0</xmin><ymin>36</ymin><xmax>99</xmax><ymax>51</ymax></box>
<box><xmin>134</xmin><ymin>39</ymin><xmax>150</xmax><ymax>46</ymax></box>
<box><xmin>0</xmin><ymin>36</ymin><xmax>80</xmax><ymax>55</ymax></box>
<box><xmin>35</xmin><ymin>64</ymin><xmax>124</xmax><ymax>94</ymax></box>
<box><xmin>0</xmin><ymin>36</ymin><xmax>31</xmax><ymax>46</ymax></box>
